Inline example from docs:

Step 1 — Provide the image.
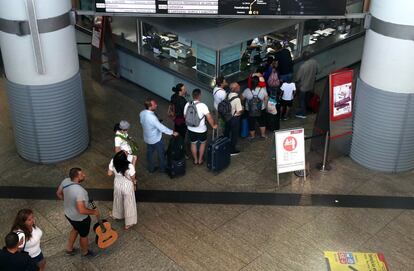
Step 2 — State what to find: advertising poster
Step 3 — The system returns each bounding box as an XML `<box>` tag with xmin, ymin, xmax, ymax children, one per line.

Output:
<box><xmin>329</xmin><ymin>69</ymin><xmax>353</xmax><ymax>121</ymax></box>
<box><xmin>325</xmin><ymin>251</ymin><xmax>389</xmax><ymax>271</ymax></box>
<box><xmin>91</xmin><ymin>16</ymin><xmax>104</xmax><ymax>49</ymax></box>
<box><xmin>275</xmin><ymin>128</ymin><xmax>305</xmax><ymax>174</ymax></box>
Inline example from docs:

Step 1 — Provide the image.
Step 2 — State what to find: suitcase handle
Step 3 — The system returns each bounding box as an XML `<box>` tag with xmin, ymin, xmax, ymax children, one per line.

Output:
<box><xmin>212</xmin><ymin>128</ymin><xmax>218</xmax><ymax>141</ymax></box>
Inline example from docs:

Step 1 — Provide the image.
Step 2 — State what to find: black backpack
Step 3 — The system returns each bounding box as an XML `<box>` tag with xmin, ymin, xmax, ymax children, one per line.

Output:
<box><xmin>217</xmin><ymin>93</ymin><xmax>238</xmax><ymax>122</ymax></box>
<box><xmin>166</xmin><ymin>136</ymin><xmax>185</xmax><ymax>161</ymax></box>
<box><xmin>248</xmin><ymin>88</ymin><xmax>263</xmax><ymax>117</ymax></box>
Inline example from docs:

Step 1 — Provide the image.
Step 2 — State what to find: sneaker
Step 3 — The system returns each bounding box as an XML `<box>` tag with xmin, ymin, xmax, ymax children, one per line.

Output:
<box><xmin>295</xmin><ymin>114</ymin><xmax>307</xmax><ymax>119</ymax></box>
<box><xmin>283</xmin><ymin>117</ymin><xmax>288</xmax><ymax>121</ymax></box>
<box><xmin>148</xmin><ymin>166</ymin><xmax>159</xmax><ymax>173</ymax></box>
<box><xmin>81</xmin><ymin>250</ymin><xmax>96</xmax><ymax>258</ymax></box>
<box><xmin>230</xmin><ymin>150</ymin><xmax>240</xmax><ymax>156</ymax></box>
<box><xmin>247</xmin><ymin>137</ymin><xmax>255</xmax><ymax>143</ymax></box>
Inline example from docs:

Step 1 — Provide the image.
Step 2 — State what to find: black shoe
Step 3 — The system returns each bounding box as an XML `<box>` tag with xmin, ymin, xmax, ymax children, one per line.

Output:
<box><xmin>81</xmin><ymin>250</ymin><xmax>96</xmax><ymax>258</ymax></box>
<box><xmin>149</xmin><ymin>167</ymin><xmax>159</xmax><ymax>173</ymax></box>
<box><xmin>230</xmin><ymin>150</ymin><xmax>240</xmax><ymax>156</ymax></box>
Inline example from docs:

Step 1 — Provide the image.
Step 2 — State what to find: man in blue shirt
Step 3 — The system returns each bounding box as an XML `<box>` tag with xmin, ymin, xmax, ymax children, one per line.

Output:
<box><xmin>140</xmin><ymin>99</ymin><xmax>178</xmax><ymax>173</ymax></box>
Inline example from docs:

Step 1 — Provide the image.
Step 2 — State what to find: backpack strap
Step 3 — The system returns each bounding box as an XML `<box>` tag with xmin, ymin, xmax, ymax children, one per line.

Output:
<box><xmin>213</xmin><ymin>88</ymin><xmax>224</xmax><ymax>97</ymax></box>
<box><xmin>190</xmin><ymin>101</ymin><xmax>205</xmax><ymax>121</ymax></box>
<box><xmin>62</xmin><ymin>183</ymin><xmax>79</xmax><ymax>190</ymax></box>
<box><xmin>228</xmin><ymin>95</ymin><xmax>239</xmax><ymax>116</ymax></box>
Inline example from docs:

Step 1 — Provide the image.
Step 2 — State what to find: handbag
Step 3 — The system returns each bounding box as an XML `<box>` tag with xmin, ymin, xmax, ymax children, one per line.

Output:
<box><xmin>266</xmin><ymin>97</ymin><xmax>278</xmax><ymax>115</ymax></box>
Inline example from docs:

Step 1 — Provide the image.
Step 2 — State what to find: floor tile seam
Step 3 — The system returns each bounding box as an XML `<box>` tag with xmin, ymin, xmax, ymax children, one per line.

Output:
<box><xmin>376</xmin><ymin>209</ymin><xmax>407</xmax><ymax>233</ymax></box>
<box><xmin>294</xmin><ymin>207</ymin><xmax>377</xmax><ymax>239</ymax></box>
<box><xmin>276</xmin><ymin>205</ymin><xmax>329</xmax><ymax>232</ymax></box>
<box><xmin>34</xmin><ymin>219</ymin><xmax>62</xmax><ymax>244</ymax></box>
<box><xmin>172</xmin><ymin>204</ymin><xmax>219</xmax><ymax>234</ymax></box>
<box><xmin>300</xmin><ymin>222</ymin><xmax>377</xmax><ymax>251</ymax></box>
<box><xmin>365</xmin><ymin>209</ymin><xmax>411</xmax><ymax>239</ymax></box>
<box><xmin>236</xmin><ymin>250</ymin><xmax>266</xmax><ymax>271</ymax></box>
<box><xmin>264</xmin><ymin>232</ymin><xmax>326</xmax><ymax>261</ymax></box>
<box><xmin>132</xmin><ymin>224</ymin><xmax>188</xmax><ymax>271</ymax></box>
<box><xmin>212</xmin><ymin>204</ymin><xmax>255</xmax><ymax>232</ymax></box>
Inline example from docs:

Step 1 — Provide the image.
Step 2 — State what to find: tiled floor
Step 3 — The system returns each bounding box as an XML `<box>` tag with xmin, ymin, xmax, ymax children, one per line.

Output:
<box><xmin>0</xmin><ymin>60</ymin><xmax>413</xmax><ymax>270</ymax></box>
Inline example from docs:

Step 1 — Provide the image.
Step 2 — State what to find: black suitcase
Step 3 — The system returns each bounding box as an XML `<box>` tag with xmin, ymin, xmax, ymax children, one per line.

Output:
<box><xmin>166</xmin><ymin>136</ymin><xmax>186</xmax><ymax>178</ymax></box>
<box><xmin>207</xmin><ymin>129</ymin><xmax>231</xmax><ymax>172</ymax></box>
<box><xmin>167</xmin><ymin>158</ymin><xmax>186</xmax><ymax>178</ymax></box>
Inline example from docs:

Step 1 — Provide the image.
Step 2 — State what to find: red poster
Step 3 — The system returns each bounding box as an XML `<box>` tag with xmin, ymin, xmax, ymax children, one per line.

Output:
<box><xmin>329</xmin><ymin>69</ymin><xmax>353</xmax><ymax>121</ymax></box>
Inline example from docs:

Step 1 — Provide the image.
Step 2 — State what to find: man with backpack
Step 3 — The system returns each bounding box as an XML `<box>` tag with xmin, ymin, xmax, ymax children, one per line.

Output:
<box><xmin>140</xmin><ymin>99</ymin><xmax>178</xmax><ymax>173</ymax></box>
<box><xmin>184</xmin><ymin>89</ymin><xmax>217</xmax><ymax>165</ymax></box>
<box><xmin>242</xmin><ymin>76</ymin><xmax>268</xmax><ymax>141</ymax></box>
<box><xmin>222</xmin><ymin>83</ymin><xmax>243</xmax><ymax>155</ymax></box>
<box><xmin>212</xmin><ymin>75</ymin><xmax>228</xmax><ymax>134</ymax></box>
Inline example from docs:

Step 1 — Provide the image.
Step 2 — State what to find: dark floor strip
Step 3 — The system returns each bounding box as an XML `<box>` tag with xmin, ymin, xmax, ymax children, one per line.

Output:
<box><xmin>0</xmin><ymin>186</ymin><xmax>413</xmax><ymax>209</ymax></box>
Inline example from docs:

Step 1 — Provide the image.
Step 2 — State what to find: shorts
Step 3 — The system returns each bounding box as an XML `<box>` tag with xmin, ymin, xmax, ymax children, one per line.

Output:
<box><xmin>188</xmin><ymin>130</ymin><xmax>207</xmax><ymax>144</ymax></box>
<box><xmin>66</xmin><ymin>215</ymin><xmax>91</xmax><ymax>237</ymax></box>
<box><xmin>248</xmin><ymin>110</ymin><xmax>266</xmax><ymax>131</ymax></box>
<box><xmin>281</xmin><ymin>99</ymin><xmax>293</xmax><ymax>107</ymax></box>
<box><xmin>32</xmin><ymin>252</ymin><xmax>44</xmax><ymax>263</ymax></box>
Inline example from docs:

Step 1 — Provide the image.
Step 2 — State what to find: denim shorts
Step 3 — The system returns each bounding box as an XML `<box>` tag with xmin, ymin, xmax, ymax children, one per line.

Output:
<box><xmin>32</xmin><ymin>252</ymin><xmax>44</xmax><ymax>263</ymax></box>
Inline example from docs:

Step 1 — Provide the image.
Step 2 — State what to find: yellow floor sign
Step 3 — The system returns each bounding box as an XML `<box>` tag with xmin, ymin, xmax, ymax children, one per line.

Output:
<box><xmin>324</xmin><ymin>251</ymin><xmax>389</xmax><ymax>271</ymax></box>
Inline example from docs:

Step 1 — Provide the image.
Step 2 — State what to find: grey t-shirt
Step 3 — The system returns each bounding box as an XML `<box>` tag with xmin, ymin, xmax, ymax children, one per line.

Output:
<box><xmin>59</xmin><ymin>178</ymin><xmax>89</xmax><ymax>221</ymax></box>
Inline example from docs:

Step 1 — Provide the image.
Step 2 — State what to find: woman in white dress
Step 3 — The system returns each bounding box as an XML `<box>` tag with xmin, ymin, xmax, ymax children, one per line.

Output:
<box><xmin>108</xmin><ymin>151</ymin><xmax>137</xmax><ymax>230</ymax></box>
<box><xmin>11</xmin><ymin>209</ymin><xmax>46</xmax><ymax>271</ymax></box>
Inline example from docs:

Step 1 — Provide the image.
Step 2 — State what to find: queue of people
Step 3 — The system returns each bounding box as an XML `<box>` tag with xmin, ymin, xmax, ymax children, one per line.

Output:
<box><xmin>0</xmin><ymin>46</ymin><xmax>319</xmax><ymax>270</ymax></box>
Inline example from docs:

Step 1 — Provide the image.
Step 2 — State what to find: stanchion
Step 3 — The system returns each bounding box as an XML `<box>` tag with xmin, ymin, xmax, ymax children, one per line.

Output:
<box><xmin>317</xmin><ymin>131</ymin><xmax>331</xmax><ymax>172</ymax></box>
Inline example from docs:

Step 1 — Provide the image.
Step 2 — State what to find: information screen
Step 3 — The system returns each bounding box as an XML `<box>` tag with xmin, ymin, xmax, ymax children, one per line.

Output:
<box><xmin>95</xmin><ymin>0</ymin><xmax>347</xmax><ymax>16</ymax></box>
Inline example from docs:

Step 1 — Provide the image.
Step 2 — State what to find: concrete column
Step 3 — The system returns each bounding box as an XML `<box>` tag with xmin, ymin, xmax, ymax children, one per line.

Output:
<box><xmin>350</xmin><ymin>0</ymin><xmax>414</xmax><ymax>172</ymax></box>
<box><xmin>0</xmin><ymin>0</ymin><xmax>89</xmax><ymax>163</ymax></box>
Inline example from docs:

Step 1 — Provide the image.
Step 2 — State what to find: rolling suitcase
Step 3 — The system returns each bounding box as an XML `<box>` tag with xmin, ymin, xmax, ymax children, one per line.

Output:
<box><xmin>167</xmin><ymin>158</ymin><xmax>186</xmax><ymax>178</ymax></box>
<box><xmin>240</xmin><ymin>117</ymin><xmax>249</xmax><ymax>138</ymax></box>
<box><xmin>207</xmin><ymin>129</ymin><xmax>231</xmax><ymax>172</ymax></box>
<box><xmin>166</xmin><ymin>137</ymin><xmax>186</xmax><ymax>178</ymax></box>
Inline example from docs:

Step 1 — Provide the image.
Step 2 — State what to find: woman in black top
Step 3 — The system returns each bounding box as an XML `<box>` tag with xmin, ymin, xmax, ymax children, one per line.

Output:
<box><xmin>169</xmin><ymin>83</ymin><xmax>188</xmax><ymax>138</ymax></box>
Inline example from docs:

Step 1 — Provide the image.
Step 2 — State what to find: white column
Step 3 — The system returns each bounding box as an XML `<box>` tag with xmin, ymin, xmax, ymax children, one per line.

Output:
<box><xmin>350</xmin><ymin>0</ymin><xmax>414</xmax><ymax>172</ymax></box>
<box><xmin>0</xmin><ymin>0</ymin><xmax>89</xmax><ymax>163</ymax></box>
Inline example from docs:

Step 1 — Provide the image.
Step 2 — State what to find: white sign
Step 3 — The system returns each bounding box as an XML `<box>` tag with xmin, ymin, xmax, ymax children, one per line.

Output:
<box><xmin>333</xmin><ymin>82</ymin><xmax>352</xmax><ymax>118</ymax></box>
<box><xmin>91</xmin><ymin>29</ymin><xmax>102</xmax><ymax>48</ymax></box>
<box><xmin>275</xmin><ymin>128</ymin><xmax>305</xmax><ymax>174</ymax></box>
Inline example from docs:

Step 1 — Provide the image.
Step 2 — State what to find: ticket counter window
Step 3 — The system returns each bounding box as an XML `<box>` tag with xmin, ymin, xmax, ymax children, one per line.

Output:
<box><xmin>302</xmin><ymin>18</ymin><xmax>364</xmax><ymax>53</ymax></box>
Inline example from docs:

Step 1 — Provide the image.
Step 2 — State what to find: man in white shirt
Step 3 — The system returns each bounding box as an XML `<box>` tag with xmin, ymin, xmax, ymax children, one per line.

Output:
<box><xmin>184</xmin><ymin>89</ymin><xmax>217</xmax><ymax>165</ymax></box>
<box><xmin>140</xmin><ymin>99</ymin><xmax>178</xmax><ymax>173</ymax></box>
<box><xmin>212</xmin><ymin>75</ymin><xmax>228</xmax><ymax>134</ymax></box>
<box><xmin>224</xmin><ymin>83</ymin><xmax>243</xmax><ymax>155</ymax></box>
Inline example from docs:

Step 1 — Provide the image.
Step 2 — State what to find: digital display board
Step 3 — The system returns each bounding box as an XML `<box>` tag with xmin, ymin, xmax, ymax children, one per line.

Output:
<box><xmin>95</xmin><ymin>0</ymin><xmax>348</xmax><ymax>16</ymax></box>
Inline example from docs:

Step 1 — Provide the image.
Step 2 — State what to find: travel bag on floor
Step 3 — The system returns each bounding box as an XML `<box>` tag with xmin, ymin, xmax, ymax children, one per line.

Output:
<box><xmin>207</xmin><ymin>129</ymin><xmax>231</xmax><ymax>172</ymax></box>
<box><xmin>240</xmin><ymin>117</ymin><xmax>249</xmax><ymax>138</ymax></box>
<box><xmin>166</xmin><ymin>136</ymin><xmax>186</xmax><ymax>178</ymax></box>
<box><xmin>167</xmin><ymin>158</ymin><xmax>186</xmax><ymax>178</ymax></box>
